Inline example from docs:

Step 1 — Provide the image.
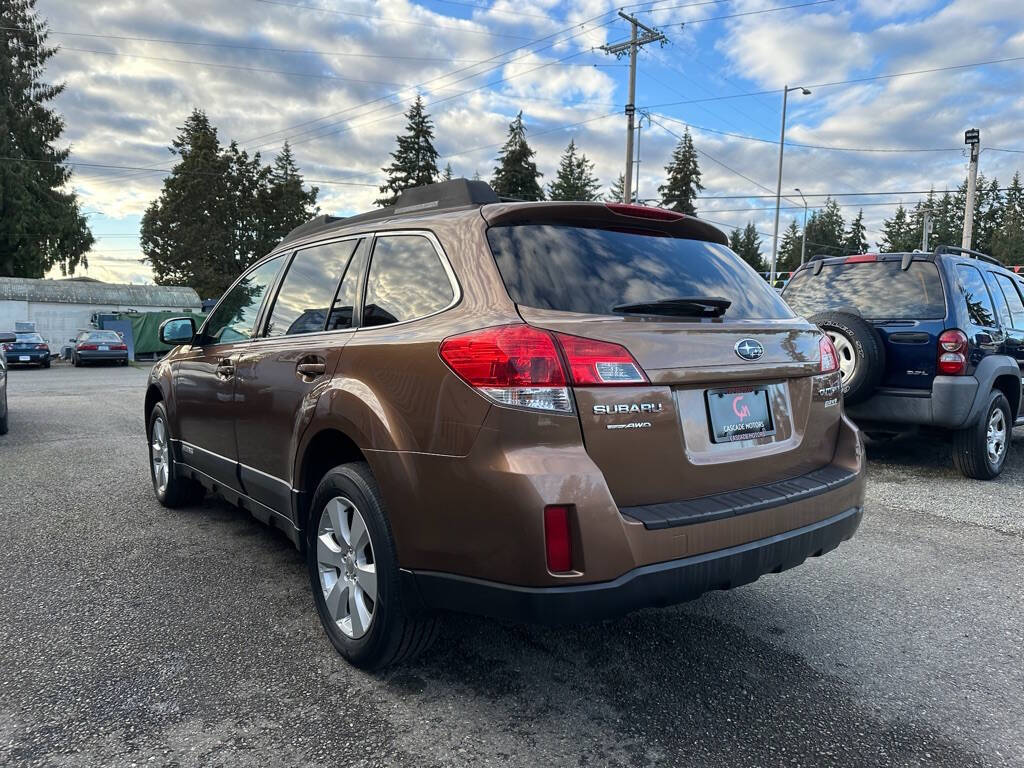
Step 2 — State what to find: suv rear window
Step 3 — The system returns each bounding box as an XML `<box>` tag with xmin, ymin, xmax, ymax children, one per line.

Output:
<box><xmin>486</xmin><ymin>224</ymin><xmax>793</xmax><ymax>320</ymax></box>
<box><xmin>783</xmin><ymin>260</ymin><xmax>945</xmax><ymax>320</ymax></box>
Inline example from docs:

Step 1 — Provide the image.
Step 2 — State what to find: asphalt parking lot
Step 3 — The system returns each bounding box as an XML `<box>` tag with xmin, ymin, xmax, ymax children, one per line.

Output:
<box><xmin>1</xmin><ymin>364</ymin><xmax>1021</xmax><ymax>768</ymax></box>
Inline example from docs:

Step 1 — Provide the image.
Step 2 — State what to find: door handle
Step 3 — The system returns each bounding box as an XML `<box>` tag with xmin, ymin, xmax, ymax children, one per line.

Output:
<box><xmin>216</xmin><ymin>357</ymin><xmax>235</xmax><ymax>378</ymax></box>
<box><xmin>297</xmin><ymin>361</ymin><xmax>326</xmax><ymax>377</ymax></box>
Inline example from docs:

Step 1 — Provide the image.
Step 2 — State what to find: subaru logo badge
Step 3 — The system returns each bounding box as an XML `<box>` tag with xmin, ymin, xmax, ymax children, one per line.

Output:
<box><xmin>734</xmin><ymin>339</ymin><xmax>764</xmax><ymax>361</ymax></box>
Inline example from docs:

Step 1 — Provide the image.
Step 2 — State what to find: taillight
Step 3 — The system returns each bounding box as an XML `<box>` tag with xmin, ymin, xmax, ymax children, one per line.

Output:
<box><xmin>937</xmin><ymin>329</ymin><xmax>968</xmax><ymax>375</ymax></box>
<box><xmin>605</xmin><ymin>203</ymin><xmax>685</xmax><ymax>221</ymax></box>
<box><xmin>819</xmin><ymin>335</ymin><xmax>839</xmax><ymax>374</ymax></box>
<box><xmin>35</xmin><ymin>344</ymin><xmax>48</xmax><ymax>350</ymax></box>
<box><xmin>543</xmin><ymin>505</ymin><xmax>573</xmax><ymax>573</ymax></box>
<box><xmin>554</xmin><ymin>332</ymin><xmax>647</xmax><ymax>385</ymax></box>
<box><xmin>112</xmin><ymin>343</ymin><xmax>127</xmax><ymax>350</ymax></box>
<box><xmin>439</xmin><ymin>324</ymin><xmax>650</xmax><ymax>412</ymax></box>
<box><xmin>844</xmin><ymin>253</ymin><xmax>878</xmax><ymax>263</ymax></box>
<box><xmin>78</xmin><ymin>343</ymin><xmax>98</xmax><ymax>351</ymax></box>
<box><xmin>439</xmin><ymin>325</ymin><xmax>571</xmax><ymax>412</ymax></box>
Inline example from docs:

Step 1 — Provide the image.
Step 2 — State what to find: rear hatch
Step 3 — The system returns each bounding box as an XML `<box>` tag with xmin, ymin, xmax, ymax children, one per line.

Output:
<box><xmin>484</xmin><ymin>205</ymin><xmax>841</xmax><ymax>508</ymax></box>
<box><xmin>782</xmin><ymin>254</ymin><xmax>947</xmax><ymax>390</ymax></box>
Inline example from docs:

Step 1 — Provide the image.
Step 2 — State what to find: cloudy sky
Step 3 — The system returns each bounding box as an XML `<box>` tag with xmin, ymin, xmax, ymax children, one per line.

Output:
<box><xmin>32</xmin><ymin>0</ymin><xmax>1024</xmax><ymax>284</ymax></box>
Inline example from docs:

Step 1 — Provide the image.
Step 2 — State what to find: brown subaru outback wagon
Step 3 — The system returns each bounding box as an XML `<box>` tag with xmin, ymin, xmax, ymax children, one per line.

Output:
<box><xmin>147</xmin><ymin>180</ymin><xmax>865</xmax><ymax>669</ymax></box>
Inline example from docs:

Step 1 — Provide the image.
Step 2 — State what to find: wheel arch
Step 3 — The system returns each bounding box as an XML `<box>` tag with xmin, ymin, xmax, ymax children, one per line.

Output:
<box><xmin>992</xmin><ymin>373</ymin><xmax>1021</xmax><ymax>420</ymax></box>
<box><xmin>144</xmin><ymin>384</ymin><xmax>164</xmax><ymax>435</ymax></box>
<box><xmin>294</xmin><ymin>427</ymin><xmax>368</xmax><ymax>533</ymax></box>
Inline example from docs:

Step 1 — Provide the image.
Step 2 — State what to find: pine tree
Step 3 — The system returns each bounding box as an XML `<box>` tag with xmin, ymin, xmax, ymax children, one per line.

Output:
<box><xmin>546</xmin><ymin>140</ymin><xmax>601</xmax><ymax>201</ymax></box>
<box><xmin>877</xmin><ymin>205</ymin><xmax>918</xmax><ymax>252</ymax></box>
<box><xmin>442</xmin><ymin>163</ymin><xmax>453</xmax><ymax>182</ymax></box>
<box><xmin>606</xmin><ymin>174</ymin><xmax>626</xmax><ymax>203</ymax></box>
<box><xmin>991</xmin><ymin>172</ymin><xmax>1024</xmax><ymax>265</ymax></box>
<box><xmin>376</xmin><ymin>96</ymin><xmax>439</xmax><ymax>207</ymax></box>
<box><xmin>729</xmin><ymin>222</ymin><xmax>764</xmax><ymax>271</ymax></box>
<box><xmin>804</xmin><ymin>198</ymin><xmax>845</xmax><ymax>257</ymax></box>
<box><xmin>257</xmin><ymin>141</ymin><xmax>319</xmax><ymax>255</ymax></box>
<box><xmin>843</xmin><ymin>209</ymin><xmax>869</xmax><ymax>254</ymax></box>
<box><xmin>491</xmin><ymin>112</ymin><xmax>543</xmax><ymax>201</ymax></box>
<box><xmin>776</xmin><ymin>219</ymin><xmax>803</xmax><ymax>275</ymax></box>
<box><xmin>0</xmin><ymin>0</ymin><xmax>94</xmax><ymax>277</ymax></box>
<box><xmin>659</xmin><ymin>129</ymin><xmax>703</xmax><ymax>214</ymax></box>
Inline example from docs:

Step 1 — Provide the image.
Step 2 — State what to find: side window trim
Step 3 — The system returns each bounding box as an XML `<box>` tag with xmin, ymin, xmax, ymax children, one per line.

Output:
<box><xmin>357</xmin><ymin>230</ymin><xmax>461</xmax><ymax>332</ymax></box>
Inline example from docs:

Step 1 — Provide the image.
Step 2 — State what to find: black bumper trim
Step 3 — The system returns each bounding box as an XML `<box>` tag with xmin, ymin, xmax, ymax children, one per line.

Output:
<box><xmin>408</xmin><ymin>506</ymin><xmax>862</xmax><ymax>625</ymax></box>
<box><xmin>620</xmin><ymin>465</ymin><xmax>857</xmax><ymax>529</ymax></box>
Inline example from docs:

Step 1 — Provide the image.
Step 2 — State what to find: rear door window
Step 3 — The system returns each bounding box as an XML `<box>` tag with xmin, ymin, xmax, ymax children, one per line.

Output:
<box><xmin>783</xmin><ymin>260</ymin><xmax>945</xmax><ymax>320</ymax></box>
<box><xmin>264</xmin><ymin>240</ymin><xmax>359</xmax><ymax>338</ymax></box>
<box><xmin>956</xmin><ymin>264</ymin><xmax>996</xmax><ymax>328</ymax></box>
<box><xmin>362</xmin><ymin>235</ymin><xmax>455</xmax><ymax>328</ymax></box>
<box><xmin>487</xmin><ymin>224</ymin><xmax>792</xmax><ymax>320</ymax></box>
<box><xmin>327</xmin><ymin>239</ymin><xmax>370</xmax><ymax>331</ymax></box>
<box><xmin>994</xmin><ymin>274</ymin><xmax>1024</xmax><ymax>329</ymax></box>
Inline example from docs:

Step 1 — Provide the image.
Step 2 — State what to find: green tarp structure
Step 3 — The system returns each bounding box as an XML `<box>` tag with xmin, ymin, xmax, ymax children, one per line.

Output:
<box><xmin>104</xmin><ymin>311</ymin><xmax>206</xmax><ymax>356</ymax></box>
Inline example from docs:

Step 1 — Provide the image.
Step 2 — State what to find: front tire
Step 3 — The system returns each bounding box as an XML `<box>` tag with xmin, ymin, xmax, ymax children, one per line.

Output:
<box><xmin>148</xmin><ymin>401</ymin><xmax>204</xmax><ymax>507</ymax></box>
<box><xmin>306</xmin><ymin>462</ymin><xmax>437</xmax><ymax>670</ymax></box>
<box><xmin>952</xmin><ymin>390</ymin><xmax>1011</xmax><ymax>480</ymax></box>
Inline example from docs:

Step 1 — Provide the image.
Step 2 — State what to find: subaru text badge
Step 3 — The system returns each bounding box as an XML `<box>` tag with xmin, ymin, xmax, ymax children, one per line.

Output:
<box><xmin>734</xmin><ymin>339</ymin><xmax>764</xmax><ymax>361</ymax></box>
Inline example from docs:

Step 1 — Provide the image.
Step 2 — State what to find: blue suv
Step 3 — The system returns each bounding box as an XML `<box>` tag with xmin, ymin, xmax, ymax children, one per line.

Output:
<box><xmin>783</xmin><ymin>246</ymin><xmax>1024</xmax><ymax>479</ymax></box>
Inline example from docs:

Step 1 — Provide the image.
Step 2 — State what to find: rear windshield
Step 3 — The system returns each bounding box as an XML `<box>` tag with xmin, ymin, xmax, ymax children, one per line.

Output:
<box><xmin>86</xmin><ymin>331</ymin><xmax>122</xmax><ymax>341</ymax></box>
<box><xmin>15</xmin><ymin>333</ymin><xmax>44</xmax><ymax>342</ymax></box>
<box><xmin>783</xmin><ymin>260</ymin><xmax>946</xmax><ymax>320</ymax></box>
<box><xmin>486</xmin><ymin>224</ymin><xmax>793</xmax><ymax>320</ymax></box>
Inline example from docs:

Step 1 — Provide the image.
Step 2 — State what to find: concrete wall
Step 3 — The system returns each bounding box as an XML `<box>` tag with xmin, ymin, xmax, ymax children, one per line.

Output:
<box><xmin>0</xmin><ymin>300</ymin><xmax>196</xmax><ymax>352</ymax></box>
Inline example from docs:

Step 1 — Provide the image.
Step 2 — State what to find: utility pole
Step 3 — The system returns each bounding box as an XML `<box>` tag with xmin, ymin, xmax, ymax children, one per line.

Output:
<box><xmin>770</xmin><ymin>85</ymin><xmax>811</xmax><ymax>285</ymax></box>
<box><xmin>795</xmin><ymin>188</ymin><xmax>808</xmax><ymax>265</ymax></box>
<box><xmin>601</xmin><ymin>12</ymin><xmax>666</xmax><ymax>203</ymax></box>
<box><xmin>634</xmin><ymin>111</ymin><xmax>650</xmax><ymax>203</ymax></box>
<box><xmin>962</xmin><ymin>128</ymin><xmax>980</xmax><ymax>249</ymax></box>
<box><xmin>921</xmin><ymin>209</ymin><xmax>933</xmax><ymax>252</ymax></box>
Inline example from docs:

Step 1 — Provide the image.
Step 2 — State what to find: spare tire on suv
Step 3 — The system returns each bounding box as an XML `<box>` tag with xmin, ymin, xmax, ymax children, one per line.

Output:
<box><xmin>809</xmin><ymin>311</ymin><xmax>885</xmax><ymax>406</ymax></box>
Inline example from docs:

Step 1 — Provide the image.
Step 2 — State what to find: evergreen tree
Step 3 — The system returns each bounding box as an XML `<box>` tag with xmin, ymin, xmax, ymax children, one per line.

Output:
<box><xmin>606</xmin><ymin>174</ymin><xmax>626</xmax><ymax>203</ymax></box>
<box><xmin>843</xmin><ymin>209</ymin><xmax>869</xmax><ymax>254</ymax></box>
<box><xmin>804</xmin><ymin>198</ymin><xmax>845</xmax><ymax>257</ymax></box>
<box><xmin>546</xmin><ymin>139</ymin><xmax>601</xmax><ymax>201</ymax></box>
<box><xmin>491</xmin><ymin>111</ymin><xmax>543</xmax><ymax>201</ymax></box>
<box><xmin>877</xmin><ymin>205</ymin><xmax>918</xmax><ymax>252</ymax></box>
<box><xmin>257</xmin><ymin>141</ymin><xmax>319</xmax><ymax>255</ymax></box>
<box><xmin>659</xmin><ymin>128</ymin><xmax>703</xmax><ymax>214</ymax></box>
<box><xmin>991</xmin><ymin>172</ymin><xmax>1024</xmax><ymax>265</ymax></box>
<box><xmin>376</xmin><ymin>96</ymin><xmax>439</xmax><ymax>207</ymax></box>
<box><xmin>776</xmin><ymin>219</ymin><xmax>803</xmax><ymax>274</ymax></box>
<box><xmin>442</xmin><ymin>162</ymin><xmax>453</xmax><ymax>182</ymax></box>
<box><xmin>729</xmin><ymin>222</ymin><xmax>764</xmax><ymax>271</ymax></box>
<box><xmin>0</xmin><ymin>0</ymin><xmax>94</xmax><ymax>277</ymax></box>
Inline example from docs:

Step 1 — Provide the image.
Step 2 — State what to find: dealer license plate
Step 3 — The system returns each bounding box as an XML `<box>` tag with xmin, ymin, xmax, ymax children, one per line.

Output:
<box><xmin>706</xmin><ymin>387</ymin><xmax>775</xmax><ymax>443</ymax></box>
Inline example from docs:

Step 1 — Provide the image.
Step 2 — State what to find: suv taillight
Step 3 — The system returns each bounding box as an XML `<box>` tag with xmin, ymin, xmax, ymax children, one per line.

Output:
<box><xmin>819</xmin><ymin>335</ymin><xmax>839</xmax><ymax>374</ymax></box>
<box><xmin>439</xmin><ymin>324</ymin><xmax>648</xmax><ymax>412</ymax></box>
<box><xmin>937</xmin><ymin>329</ymin><xmax>968</xmax><ymax>375</ymax></box>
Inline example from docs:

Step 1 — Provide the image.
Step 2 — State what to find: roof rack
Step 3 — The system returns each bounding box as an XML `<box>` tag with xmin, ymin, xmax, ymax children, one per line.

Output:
<box><xmin>933</xmin><ymin>245</ymin><xmax>1002</xmax><ymax>266</ymax></box>
<box><xmin>279</xmin><ymin>178</ymin><xmax>500</xmax><ymax>247</ymax></box>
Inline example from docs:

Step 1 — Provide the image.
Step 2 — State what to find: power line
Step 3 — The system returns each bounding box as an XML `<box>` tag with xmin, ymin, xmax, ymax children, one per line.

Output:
<box><xmin>438</xmin><ymin>111</ymin><xmax>620</xmax><ymax>159</ymax></box>
<box><xmin>642</xmin><ymin>0</ymin><xmax>836</xmax><ymax>26</ymax></box>
<box><xmin>692</xmin><ymin>187</ymin><xmax>1016</xmax><ymax>199</ymax></box>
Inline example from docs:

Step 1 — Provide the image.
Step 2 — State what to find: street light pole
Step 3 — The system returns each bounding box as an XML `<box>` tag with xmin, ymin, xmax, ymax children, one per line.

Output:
<box><xmin>770</xmin><ymin>85</ymin><xmax>810</xmax><ymax>285</ymax></box>
<box><xmin>795</xmin><ymin>188</ymin><xmax>808</xmax><ymax>265</ymax></box>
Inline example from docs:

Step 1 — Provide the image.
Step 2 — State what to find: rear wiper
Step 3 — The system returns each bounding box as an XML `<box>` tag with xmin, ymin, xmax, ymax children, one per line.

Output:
<box><xmin>613</xmin><ymin>296</ymin><xmax>731</xmax><ymax>318</ymax></box>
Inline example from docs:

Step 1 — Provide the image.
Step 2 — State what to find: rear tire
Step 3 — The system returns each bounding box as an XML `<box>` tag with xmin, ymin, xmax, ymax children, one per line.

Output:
<box><xmin>306</xmin><ymin>462</ymin><xmax>437</xmax><ymax>670</ymax></box>
<box><xmin>148</xmin><ymin>401</ymin><xmax>204</xmax><ymax>507</ymax></box>
<box><xmin>809</xmin><ymin>311</ymin><xmax>885</xmax><ymax>406</ymax></box>
<box><xmin>42</xmin><ymin>360</ymin><xmax>50</xmax><ymax>369</ymax></box>
<box><xmin>952</xmin><ymin>390</ymin><xmax>1011</xmax><ymax>480</ymax></box>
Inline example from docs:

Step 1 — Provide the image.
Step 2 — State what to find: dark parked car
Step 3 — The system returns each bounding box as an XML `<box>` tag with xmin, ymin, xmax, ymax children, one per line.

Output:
<box><xmin>783</xmin><ymin>246</ymin><xmax>1024</xmax><ymax>479</ymax></box>
<box><xmin>2</xmin><ymin>332</ymin><xmax>51</xmax><ymax>368</ymax></box>
<box><xmin>0</xmin><ymin>331</ymin><xmax>13</xmax><ymax>434</ymax></box>
<box><xmin>71</xmin><ymin>330</ymin><xmax>129</xmax><ymax>366</ymax></box>
<box><xmin>146</xmin><ymin>179</ymin><xmax>865</xmax><ymax>669</ymax></box>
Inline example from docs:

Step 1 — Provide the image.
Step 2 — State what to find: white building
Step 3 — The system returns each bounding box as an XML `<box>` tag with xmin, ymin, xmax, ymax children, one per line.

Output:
<box><xmin>0</xmin><ymin>277</ymin><xmax>201</xmax><ymax>349</ymax></box>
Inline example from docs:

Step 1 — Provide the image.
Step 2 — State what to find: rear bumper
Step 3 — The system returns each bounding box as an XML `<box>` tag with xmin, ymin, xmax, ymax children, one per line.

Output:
<box><xmin>407</xmin><ymin>505</ymin><xmax>862</xmax><ymax>625</ymax></box>
<box><xmin>846</xmin><ymin>377</ymin><xmax>977</xmax><ymax>429</ymax></box>
<box><xmin>7</xmin><ymin>351</ymin><xmax>49</xmax><ymax>364</ymax></box>
<box><xmin>77</xmin><ymin>350</ymin><xmax>129</xmax><ymax>362</ymax></box>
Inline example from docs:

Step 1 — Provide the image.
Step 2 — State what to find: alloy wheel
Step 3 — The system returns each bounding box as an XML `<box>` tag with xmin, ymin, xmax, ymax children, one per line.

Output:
<box><xmin>316</xmin><ymin>496</ymin><xmax>377</xmax><ymax>639</ymax></box>
<box><xmin>826</xmin><ymin>330</ymin><xmax>858</xmax><ymax>385</ymax></box>
<box><xmin>150</xmin><ymin>416</ymin><xmax>170</xmax><ymax>494</ymax></box>
<box><xmin>986</xmin><ymin>406</ymin><xmax>1007</xmax><ymax>465</ymax></box>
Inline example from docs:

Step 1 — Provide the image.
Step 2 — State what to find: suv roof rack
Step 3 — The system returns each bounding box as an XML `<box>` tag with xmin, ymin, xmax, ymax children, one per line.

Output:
<box><xmin>280</xmin><ymin>178</ymin><xmax>500</xmax><ymax>246</ymax></box>
<box><xmin>933</xmin><ymin>245</ymin><xmax>1002</xmax><ymax>266</ymax></box>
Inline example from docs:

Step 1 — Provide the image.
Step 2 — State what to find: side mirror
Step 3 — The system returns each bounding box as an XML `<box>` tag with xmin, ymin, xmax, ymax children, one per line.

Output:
<box><xmin>0</xmin><ymin>332</ymin><xmax>15</xmax><ymax>344</ymax></box>
<box><xmin>159</xmin><ymin>317</ymin><xmax>197</xmax><ymax>346</ymax></box>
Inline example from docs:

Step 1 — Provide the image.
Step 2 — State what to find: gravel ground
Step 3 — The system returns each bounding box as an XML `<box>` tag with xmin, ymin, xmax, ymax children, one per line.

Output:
<box><xmin>0</xmin><ymin>364</ymin><xmax>1021</xmax><ymax>767</ymax></box>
